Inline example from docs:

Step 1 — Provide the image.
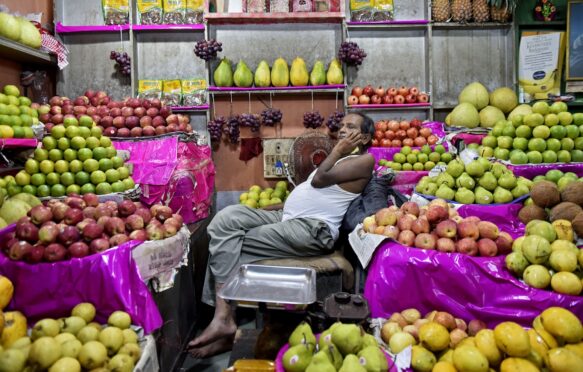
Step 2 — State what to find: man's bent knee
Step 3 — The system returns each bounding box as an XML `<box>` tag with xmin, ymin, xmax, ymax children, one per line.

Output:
<box><xmin>208</xmin><ymin>204</ymin><xmax>250</xmax><ymax>235</ymax></box>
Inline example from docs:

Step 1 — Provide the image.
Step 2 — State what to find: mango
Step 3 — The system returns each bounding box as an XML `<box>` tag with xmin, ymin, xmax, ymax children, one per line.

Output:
<box><xmin>1</xmin><ymin>311</ymin><xmax>27</xmax><ymax>348</ymax></box>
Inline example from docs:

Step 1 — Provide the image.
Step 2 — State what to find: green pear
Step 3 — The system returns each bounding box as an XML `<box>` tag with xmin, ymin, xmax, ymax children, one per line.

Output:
<box><xmin>517</xmin><ymin>176</ymin><xmax>533</xmax><ymax>188</ymax></box>
<box><xmin>322</xmin><ymin>344</ymin><xmax>343</xmax><ymax>370</ymax></box>
<box><xmin>456</xmin><ymin>172</ymin><xmax>476</xmax><ymax>190</ymax></box>
<box><xmin>289</xmin><ymin>322</ymin><xmax>316</xmax><ymax>348</ymax></box>
<box><xmin>358</xmin><ymin>345</ymin><xmax>389</xmax><ymax>372</ymax></box>
<box><xmin>290</xmin><ymin>57</ymin><xmax>309</xmax><ymax>86</ymax></box>
<box><xmin>254</xmin><ymin>60</ymin><xmax>271</xmax><ymax>87</ymax></box>
<box><xmin>446</xmin><ymin>160</ymin><xmax>465</xmax><ymax>178</ymax></box>
<box><xmin>306</xmin><ymin>350</ymin><xmax>336</xmax><ymax>372</ymax></box>
<box><xmin>213</xmin><ymin>58</ymin><xmax>233</xmax><ymax>87</ymax></box>
<box><xmin>455</xmin><ymin>187</ymin><xmax>475</xmax><ymax>204</ymax></box>
<box><xmin>498</xmin><ymin>173</ymin><xmax>517</xmax><ymax>189</ymax></box>
<box><xmin>512</xmin><ymin>184</ymin><xmax>530</xmax><ymax>199</ymax></box>
<box><xmin>493</xmin><ymin>186</ymin><xmax>513</xmax><ymax>203</ymax></box>
<box><xmin>491</xmin><ymin>163</ymin><xmax>509</xmax><ymax>179</ymax></box>
<box><xmin>435</xmin><ymin>184</ymin><xmax>455</xmax><ymax>201</ymax></box>
<box><xmin>309</xmin><ymin>61</ymin><xmax>326</xmax><ymax>86</ymax></box>
<box><xmin>282</xmin><ymin>344</ymin><xmax>313</xmax><ymax>372</ymax></box>
<box><xmin>477</xmin><ymin>157</ymin><xmax>492</xmax><ymax>171</ymax></box>
<box><xmin>331</xmin><ymin>324</ymin><xmax>363</xmax><ymax>356</ymax></box>
<box><xmin>362</xmin><ymin>334</ymin><xmax>379</xmax><ymax>348</ymax></box>
<box><xmin>339</xmin><ymin>354</ymin><xmax>367</xmax><ymax>372</ymax></box>
<box><xmin>419</xmin><ymin>182</ymin><xmax>438</xmax><ymax>196</ymax></box>
<box><xmin>466</xmin><ymin>160</ymin><xmax>485</xmax><ymax>177</ymax></box>
<box><xmin>318</xmin><ymin>329</ymin><xmax>332</xmax><ymax>352</ymax></box>
<box><xmin>436</xmin><ymin>173</ymin><xmax>455</xmax><ymax>188</ymax></box>
<box><xmin>475</xmin><ymin>186</ymin><xmax>494</xmax><ymax>204</ymax></box>
<box><xmin>478</xmin><ymin>172</ymin><xmax>497</xmax><ymax>191</ymax></box>
<box><xmin>233</xmin><ymin>60</ymin><xmax>253</xmax><ymax>87</ymax></box>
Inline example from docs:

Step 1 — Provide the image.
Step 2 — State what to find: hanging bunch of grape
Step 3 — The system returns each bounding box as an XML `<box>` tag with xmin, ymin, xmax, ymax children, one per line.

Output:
<box><xmin>303</xmin><ymin>111</ymin><xmax>324</xmax><ymax>129</ymax></box>
<box><xmin>260</xmin><ymin>108</ymin><xmax>283</xmax><ymax>127</ymax></box>
<box><xmin>194</xmin><ymin>39</ymin><xmax>223</xmax><ymax>61</ymax></box>
<box><xmin>208</xmin><ymin>116</ymin><xmax>227</xmax><ymax>142</ymax></box>
<box><xmin>338</xmin><ymin>41</ymin><xmax>367</xmax><ymax>67</ymax></box>
<box><xmin>327</xmin><ymin>111</ymin><xmax>345</xmax><ymax>132</ymax></box>
<box><xmin>110</xmin><ymin>51</ymin><xmax>131</xmax><ymax>76</ymax></box>
<box><xmin>239</xmin><ymin>113</ymin><xmax>261</xmax><ymax>132</ymax></box>
<box><xmin>226</xmin><ymin>115</ymin><xmax>240</xmax><ymax>144</ymax></box>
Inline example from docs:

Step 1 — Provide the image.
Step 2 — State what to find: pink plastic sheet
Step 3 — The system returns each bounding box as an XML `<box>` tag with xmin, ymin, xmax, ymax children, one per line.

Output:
<box><xmin>0</xmin><ymin>225</ymin><xmax>162</xmax><ymax>334</ymax></box>
<box><xmin>390</xmin><ymin>171</ymin><xmax>428</xmax><ymax>196</ymax></box>
<box><xmin>364</xmin><ymin>241</ymin><xmax>583</xmax><ymax>328</ymax></box>
<box><xmin>508</xmin><ymin>163</ymin><xmax>583</xmax><ymax>179</ymax></box>
<box><xmin>368</xmin><ymin>122</ymin><xmax>447</xmax><ymax>162</ymax></box>
<box><xmin>113</xmin><ymin>136</ymin><xmax>179</xmax><ymax>186</ymax></box>
<box><xmin>457</xmin><ymin>203</ymin><xmax>525</xmax><ymax>239</ymax></box>
<box><xmin>452</xmin><ymin>132</ymin><xmax>486</xmax><ymax>145</ymax></box>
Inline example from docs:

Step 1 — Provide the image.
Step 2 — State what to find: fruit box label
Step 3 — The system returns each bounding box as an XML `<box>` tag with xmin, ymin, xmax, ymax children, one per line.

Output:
<box><xmin>350</xmin><ymin>0</ymin><xmax>372</xmax><ymax>11</ymax></box>
<box><xmin>163</xmin><ymin>0</ymin><xmax>186</xmax><ymax>11</ymax></box>
<box><xmin>138</xmin><ymin>80</ymin><xmax>163</xmax><ymax>94</ymax></box>
<box><xmin>103</xmin><ymin>0</ymin><xmax>129</xmax><ymax>11</ymax></box>
<box><xmin>374</xmin><ymin>0</ymin><xmax>393</xmax><ymax>11</ymax></box>
<box><xmin>163</xmin><ymin>80</ymin><xmax>182</xmax><ymax>94</ymax></box>
<box><xmin>138</xmin><ymin>0</ymin><xmax>163</xmax><ymax>11</ymax></box>
<box><xmin>182</xmin><ymin>79</ymin><xmax>207</xmax><ymax>93</ymax></box>
<box><xmin>187</xmin><ymin>0</ymin><xmax>204</xmax><ymax>10</ymax></box>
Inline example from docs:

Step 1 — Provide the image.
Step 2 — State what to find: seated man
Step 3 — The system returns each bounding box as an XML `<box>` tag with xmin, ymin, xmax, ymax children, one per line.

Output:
<box><xmin>188</xmin><ymin>112</ymin><xmax>375</xmax><ymax>357</ymax></box>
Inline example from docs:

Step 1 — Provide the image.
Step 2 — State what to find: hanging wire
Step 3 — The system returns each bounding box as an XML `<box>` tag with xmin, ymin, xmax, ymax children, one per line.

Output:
<box><xmin>211</xmin><ymin>93</ymin><xmax>216</xmax><ymax>118</ymax></box>
<box><xmin>311</xmin><ymin>91</ymin><xmax>314</xmax><ymax>111</ymax></box>
<box><xmin>248</xmin><ymin>92</ymin><xmax>251</xmax><ymax>113</ymax></box>
<box><xmin>229</xmin><ymin>92</ymin><xmax>233</xmax><ymax>116</ymax></box>
<box><xmin>335</xmin><ymin>90</ymin><xmax>339</xmax><ymax>110</ymax></box>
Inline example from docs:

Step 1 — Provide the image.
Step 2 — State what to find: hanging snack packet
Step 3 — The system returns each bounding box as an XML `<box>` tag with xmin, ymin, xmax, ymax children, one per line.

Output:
<box><xmin>163</xmin><ymin>0</ymin><xmax>186</xmax><ymax>24</ymax></box>
<box><xmin>373</xmin><ymin>0</ymin><xmax>394</xmax><ymax>21</ymax></box>
<box><xmin>163</xmin><ymin>80</ymin><xmax>183</xmax><ymax>106</ymax></box>
<box><xmin>138</xmin><ymin>0</ymin><xmax>164</xmax><ymax>24</ymax></box>
<box><xmin>269</xmin><ymin>0</ymin><xmax>289</xmax><ymax>12</ymax></box>
<box><xmin>182</xmin><ymin>79</ymin><xmax>207</xmax><ymax>106</ymax></box>
<box><xmin>138</xmin><ymin>80</ymin><xmax>163</xmax><ymax>100</ymax></box>
<box><xmin>246</xmin><ymin>0</ymin><xmax>268</xmax><ymax>12</ymax></box>
<box><xmin>102</xmin><ymin>0</ymin><xmax>130</xmax><ymax>25</ymax></box>
<box><xmin>292</xmin><ymin>0</ymin><xmax>313</xmax><ymax>12</ymax></box>
<box><xmin>350</xmin><ymin>0</ymin><xmax>373</xmax><ymax>21</ymax></box>
<box><xmin>185</xmin><ymin>0</ymin><xmax>205</xmax><ymax>23</ymax></box>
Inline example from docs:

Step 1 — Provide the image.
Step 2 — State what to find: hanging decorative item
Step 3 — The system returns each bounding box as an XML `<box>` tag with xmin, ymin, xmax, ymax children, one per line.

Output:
<box><xmin>534</xmin><ymin>0</ymin><xmax>557</xmax><ymax>21</ymax></box>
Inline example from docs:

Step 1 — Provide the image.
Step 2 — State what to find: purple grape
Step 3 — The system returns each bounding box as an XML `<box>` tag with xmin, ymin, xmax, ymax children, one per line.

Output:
<box><xmin>303</xmin><ymin>111</ymin><xmax>324</xmax><ymax>129</ymax></box>
<box><xmin>260</xmin><ymin>108</ymin><xmax>282</xmax><ymax>127</ymax></box>
<box><xmin>239</xmin><ymin>113</ymin><xmax>261</xmax><ymax>132</ymax></box>
<box><xmin>326</xmin><ymin>111</ymin><xmax>345</xmax><ymax>132</ymax></box>
<box><xmin>338</xmin><ymin>41</ymin><xmax>367</xmax><ymax>66</ymax></box>
<box><xmin>110</xmin><ymin>50</ymin><xmax>131</xmax><ymax>76</ymax></box>
<box><xmin>194</xmin><ymin>39</ymin><xmax>223</xmax><ymax>61</ymax></box>
<box><xmin>226</xmin><ymin>116</ymin><xmax>240</xmax><ymax>143</ymax></box>
<box><xmin>208</xmin><ymin>116</ymin><xmax>226</xmax><ymax>142</ymax></box>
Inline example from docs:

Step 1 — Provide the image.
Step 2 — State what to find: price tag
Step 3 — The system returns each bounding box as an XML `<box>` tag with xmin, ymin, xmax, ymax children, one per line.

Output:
<box><xmin>459</xmin><ymin>148</ymin><xmax>479</xmax><ymax>165</ymax></box>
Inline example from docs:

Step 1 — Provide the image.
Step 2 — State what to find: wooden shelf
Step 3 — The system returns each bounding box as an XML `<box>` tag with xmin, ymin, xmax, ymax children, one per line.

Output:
<box><xmin>347</xmin><ymin>103</ymin><xmax>431</xmax><ymax>110</ymax></box>
<box><xmin>432</xmin><ymin>22</ymin><xmax>512</xmax><ymax>29</ymax></box>
<box><xmin>208</xmin><ymin>84</ymin><xmax>345</xmax><ymax>94</ymax></box>
<box><xmin>205</xmin><ymin>12</ymin><xmax>344</xmax><ymax>24</ymax></box>
<box><xmin>0</xmin><ymin>36</ymin><xmax>56</xmax><ymax>65</ymax></box>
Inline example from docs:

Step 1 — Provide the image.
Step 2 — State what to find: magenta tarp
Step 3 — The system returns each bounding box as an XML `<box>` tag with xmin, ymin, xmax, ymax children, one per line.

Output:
<box><xmin>390</xmin><ymin>171</ymin><xmax>428</xmax><ymax>196</ymax></box>
<box><xmin>508</xmin><ymin>163</ymin><xmax>583</xmax><ymax>179</ymax></box>
<box><xmin>457</xmin><ymin>203</ymin><xmax>525</xmax><ymax>239</ymax></box>
<box><xmin>0</xmin><ymin>225</ymin><xmax>162</xmax><ymax>334</ymax></box>
<box><xmin>452</xmin><ymin>132</ymin><xmax>486</xmax><ymax>145</ymax></box>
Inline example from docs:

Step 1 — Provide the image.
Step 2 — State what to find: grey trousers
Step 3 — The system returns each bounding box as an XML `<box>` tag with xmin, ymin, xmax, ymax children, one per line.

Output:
<box><xmin>201</xmin><ymin>204</ymin><xmax>335</xmax><ymax>305</ymax></box>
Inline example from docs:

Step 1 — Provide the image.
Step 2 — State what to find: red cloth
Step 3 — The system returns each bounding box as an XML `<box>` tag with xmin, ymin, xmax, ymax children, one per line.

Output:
<box><xmin>239</xmin><ymin>137</ymin><xmax>263</xmax><ymax>161</ymax></box>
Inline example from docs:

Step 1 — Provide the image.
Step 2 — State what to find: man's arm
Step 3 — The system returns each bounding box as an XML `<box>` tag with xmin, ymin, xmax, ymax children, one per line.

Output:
<box><xmin>261</xmin><ymin>203</ymin><xmax>284</xmax><ymax>211</ymax></box>
<box><xmin>311</xmin><ymin>132</ymin><xmax>375</xmax><ymax>188</ymax></box>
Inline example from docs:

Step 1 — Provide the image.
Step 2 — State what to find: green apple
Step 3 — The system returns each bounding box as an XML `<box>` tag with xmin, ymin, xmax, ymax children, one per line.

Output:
<box><xmin>90</xmin><ymin>170</ymin><xmax>107</xmax><ymax>185</ymax></box>
<box><xmin>515</xmin><ymin>125</ymin><xmax>532</xmax><ymax>138</ymax></box>
<box><xmin>78</xmin><ymin>127</ymin><xmax>91</xmax><ymax>139</ymax></box>
<box><xmin>533</xmin><ymin>126</ymin><xmax>550</xmax><ymax>139</ymax></box>
<box><xmin>77</xmin><ymin>148</ymin><xmax>93</xmax><ymax>162</ymax></box>
<box><xmin>532</xmin><ymin>101</ymin><xmax>549</xmax><ymax>115</ymax></box>
<box><xmin>492</xmin><ymin>123</ymin><xmax>505</xmax><ymax>137</ymax></box>
<box><xmin>402</xmin><ymin>163</ymin><xmax>413</xmax><ymax>171</ymax></box>
<box><xmin>575</xmin><ymin>137</ymin><xmax>583</xmax><ymax>150</ymax></box>
<box><xmin>550</xmin><ymin>101</ymin><xmax>568</xmax><ymax>114</ymax></box>
<box><xmin>558</xmin><ymin>111</ymin><xmax>573</xmax><ymax>126</ymax></box>
<box><xmin>81</xmin><ymin>183</ymin><xmax>96</xmax><ymax>194</ymax></box>
<box><xmin>542</xmin><ymin>150</ymin><xmax>558</xmax><ymax>163</ymax></box>
<box><xmin>42</xmin><ymin>137</ymin><xmax>57</xmax><ymax>151</ymax></box>
<box><xmin>544</xmin><ymin>113</ymin><xmax>559</xmax><ymax>127</ymax></box>
<box><xmin>117</xmin><ymin>167</ymin><xmax>130</xmax><ymax>180</ymax></box>
<box><xmin>70</xmin><ymin>136</ymin><xmax>86</xmax><ymax>150</ymax></box>
<box><xmin>63</xmin><ymin>116</ymin><xmax>78</xmax><ymax>127</ymax></box>
<box><xmin>63</xmin><ymin>149</ymin><xmax>77</xmax><ymax>162</ymax></box>
<box><xmin>65</xmin><ymin>125</ymin><xmax>80</xmax><ymax>139</ymax></box>
<box><xmin>91</xmin><ymin>126</ymin><xmax>103</xmax><ymax>138</ymax></box>
<box><xmin>105</xmin><ymin>169</ymin><xmax>120</xmax><ymax>183</ymax></box>
<box><xmin>99</xmin><ymin>136</ymin><xmax>112</xmax><ymax>147</ymax></box>
<box><xmin>57</xmin><ymin>137</ymin><xmax>70</xmax><ymax>151</ymax></box>
<box><xmin>54</xmin><ymin>160</ymin><xmax>69</xmax><ymax>174</ymax></box>
<box><xmin>51</xmin><ymin>184</ymin><xmax>66</xmax><ymax>197</ymax></box>
<box><xmin>37</xmin><ymin>184</ymin><xmax>50</xmax><ymax>197</ymax></box>
<box><xmin>79</xmin><ymin>115</ymin><xmax>93</xmax><ymax>128</ymax></box>
<box><xmin>75</xmin><ymin>171</ymin><xmax>90</xmax><ymax>185</ymax></box>
<box><xmin>83</xmin><ymin>159</ymin><xmax>99</xmax><ymax>173</ymax></box>
<box><xmin>546</xmin><ymin>138</ymin><xmax>561</xmax><ymax>152</ymax></box>
<box><xmin>122</xmin><ymin>177</ymin><xmax>135</xmax><ymax>190</ymax></box>
<box><xmin>95</xmin><ymin>182</ymin><xmax>113</xmax><ymax>195</ymax></box>
<box><xmin>30</xmin><ymin>173</ymin><xmax>46</xmax><ymax>186</ymax></box>
<box><xmin>502</xmin><ymin>125</ymin><xmax>516</xmax><ymax>137</ymax></box>
<box><xmin>25</xmin><ymin>159</ymin><xmax>39</xmax><ymax>174</ymax></box>
<box><xmin>86</xmin><ymin>136</ymin><xmax>100</xmax><ymax>149</ymax></box>
<box><xmin>524</xmin><ymin>113</ymin><xmax>545</xmax><ymax>128</ymax></box>
<box><xmin>574</xmin><ymin>113</ymin><xmax>583</xmax><ymax>125</ymax></box>
<box><xmin>98</xmin><ymin>158</ymin><xmax>113</xmax><ymax>171</ymax></box>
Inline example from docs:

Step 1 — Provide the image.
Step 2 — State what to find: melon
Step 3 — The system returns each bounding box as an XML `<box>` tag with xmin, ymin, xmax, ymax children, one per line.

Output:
<box><xmin>0</xmin><ymin>12</ymin><xmax>21</xmax><ymax>41</ymax></box>
<box><xmin>490</xmin><ymin>87</ymin><xmax>518</xmax><ymax>114</ymax></box>
<box><xmin>458</xmin><ymin>82</ymin><xmax>490</xmax><ymax>110</ymax></box>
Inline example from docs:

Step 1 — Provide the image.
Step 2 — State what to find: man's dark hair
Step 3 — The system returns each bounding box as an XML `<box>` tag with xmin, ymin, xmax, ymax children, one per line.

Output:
<box><xmin>350</xmin><ymin>111</ymin><xmax>375</xmax><ymax>147</ymax></box>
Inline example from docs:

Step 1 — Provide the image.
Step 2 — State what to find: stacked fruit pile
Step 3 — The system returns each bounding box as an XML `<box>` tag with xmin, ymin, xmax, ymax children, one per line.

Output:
<box><xmin>479</xmin><ymin>101</ymin><xmax>583</xmax><ymax>164</ymax></box>
<box><xmin>363</xmin><ymin>199</ymin><xmax>513</xmax><ymax>256</ymax></box>
<box><xmin>381</xmin><ymin>306</ymin><xmax>583</xmax><ymax>371</ymax></box>
<box><xmin>0</xmin><ymin>192</ymin><xmax>40</xmax><ymax>227</ymax></box>
<box><xmin>379</xmin><ymin>145</ymin><xmax>451</xmax><ymax>171</ymax></box>
<box><xmin>371</xmin><ymin>118</ymin><xmax>439</xmax><ymax>148</ymax></box>
<box><xmin>348</xmin><ymin>85</ymin><xmax>429</xmax><ymax>106</ymax></box>
<box><xmin>282</xmin><ymin>321</ymin><xmax>388</xmax><ymax>372</ymax></box>
<box><xmin>445</xmin><ymin>81</ymin><xmax>520</xmax><ymax>128</ymax></box>
<box><xmin>39</xmin><ymin>90</ymin><xmax>193</xmax><ymax>138</ymax></box>
<box><xmin>213</xmin><ymin>57</ymin><xmax>343</xmax><ymax>88</ymax></box>
<box><xmin>415</xmin><ymin>158</ymin><xmax>532</xmax><ymax>204</ymax></box>
<box><xmin>239</xmin><ymin>182</ymin><xmax>290</xmax><ymax>209</ymax></box>
<box><xmin>1</xmin><ymin>195</ymin><xmax>183</xmax><ymax>263</ymax></box>
<box><xmin>0</xmin><ymin>85</ymin><xmax>38</xmax><ymax>139</ymax></box>
<box><xmin>16</xmin><ymin>122</ymin><xmax>134</xmax><ymax>197</ymax></box>
<box><xmin>0</xmin><ymin>294</ymin><xmax>142</xmax><ymax>371</ymax></box>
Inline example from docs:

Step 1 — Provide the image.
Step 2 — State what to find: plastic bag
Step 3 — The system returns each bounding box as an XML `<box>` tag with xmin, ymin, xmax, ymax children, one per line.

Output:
<box><xmin>163</xmin><ymin>0</ymin><xmax>186</xmax><ymax>24</ymax></box>
<box><xmin>162</xmin><ymin>79</ymin><xmax>182</xmax><ymax>106</ymax></box>
<box><xmin>292</xmin><ymin>0</ymin><xmax>313</xmax><ymax>12</ymax></box>
<box><xmin>181</xmin><ymin>79</ymin><xmax>207</xmax><ymax>106</ymax></box>
<box><xmin>138</xmin><ymin>80</ymin><xmax>163</xmax><ymax>100</ymax></box>
<box><xmin>270</xmin><ymin>0</ymin><xmax>290</xmax><ymax>12</ymax></box>
<box><xmin>246</xmin><ymin>0</ymin><xmax>268</xmax><ymax>12</ymax></box>
<box><xmin>185</xmin><ymin>0</ymin><xmax>204</xmax><ymax>23</ymax></box>
<box><xmin>138</xmin><ymin>0</ymin><xmax>163</xmax><ymax>24</ymax></box>
<box><xmin>350</xmin><ymin>0</ymin><xmax>394</xmax><ymax>21</ymax></box>
<box><xmin>102</xmin><ymin>0</ymin><xmax>130</xmax><ymax>25</ymax></box>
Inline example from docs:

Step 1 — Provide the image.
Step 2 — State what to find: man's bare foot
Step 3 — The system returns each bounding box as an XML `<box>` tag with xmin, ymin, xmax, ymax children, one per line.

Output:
<box><xmin>188</xmin><ymin>335</ymin><xmax>234</xmax><ymax>359</ymax></box>
<box><xmin>187</xmin><ymin>317</ymin><xmax>237</xmax><ymax>349</ymax></box>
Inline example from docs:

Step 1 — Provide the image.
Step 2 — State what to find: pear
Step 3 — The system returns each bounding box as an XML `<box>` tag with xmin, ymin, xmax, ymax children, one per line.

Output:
<box><xmin>517</xmin><ymin>176</ymin><xmax>534</xmax><ymax>188</ymax></box>
<box><xmin>108</xmin><ymin>311</ymin><xmax>131</xmax><ymax>329</ymax></box>
<box><xmin>233</xmin><ymin>60</ymin><xmax>253</xmax><ymax>88</ymax></box>
<box><xmin>326</xmin><ymin>59</ymin><xmax>343</xmax><ymax>85</ymax></box>
<box><xmin>456</xmin><ymin>172</ymin><xmax>476</xmax><ymax>190</ymax></box>
<box><xmin>446</xmin><ymin>160</ymin><xmax>465</xmax><ymax>178</ymax></box>
<box><xmin>306</xmin><ymin>350</ymin><xmax>336</xmax><ymax>372</ymax></box>
<box><xmin>32</xmin><ymin>318</ymin><xmax>61</xmax><ymax>340</ymax></box>
<box><xmin>108</xmin><ymin>354</ymin><xmax>135</xmax><ymax>372</ymax></box>
<box><xmin>512</xmin><ymin>184</ymin><xmax>530</xmax><ymax>199</ymax></box>
<box><xmin>322</xmin><ymin>344</ymin><xmax>343</xmax><ymax>370</ymax></box>
<box><xmin>61</xmin><ymin>339</ymin><xmax>82</xmax><ymax>358</ymax></box>
<box><xmin>118</xmin><ymin>343</ymin><xmax>141</xmax><ymax>364</ymax></box>
<box><xmin>332</xmin><ymin>324</ymin><xmax>363</xmax><ymax>356</ymax></box>
<box><xmin>213</xmin><ymin>58</ymin><xmax>233</xmax><ymax>87</ymax></box>
<box><xmin>289</xmin><ymin>321</ymin><xmax>316</xmax><ymax>348</ymax></box>
<box><xmin>435</xmin><ymin>184</ymin><xmax>455</xmax><ymax>201</ymax></box>
<box><xmin>477</xmin><ymin>157</ymin><xmax>491</xmax><ymax>171</ymax></box>
<box><xmin>60</xmin><ymin>316</ymin><xmax>86</xmax><ymax>335</ymax></box>
<box><xmin>290</xmin><ymin>57</ymin><xmax>309</xmax><ymax>86</ymax></box>
<box><xmin>71</xmin><ymin>303</ymin><xmax>96</xmax><ymax>323</ymax></box>
<box><xmin>77</xmin><ymin>326</ymin><xmax>100</xmax><ymax>344</ymax></box>
<box><xmin>98</xmin><ymin>326</ymin><xmax>124</xmax><ymax>356</ymax></box>
<box><xmin>339</xmin><ymin>354</ymin><xmax>367</xmax><ymax>372</ymax></box>
<box><xmin>310</xmin><ymin>61</ymin><xmax>326</xmax><ymax>86</ymax></box>
<box><xmin>0</xmin><ymin>349</ymin><xmax>27</xmax><ymax>372</ymax></box>
<box><xmin>282</xmin><ymin>344</ymin><xmax>312</xmax><ymax>372</ymax></box>
<box><xmin>54</xmin><ymin>333</ymin><xmax>76</xmax><ymax>345</ymax></box>
<box><xmin>493</xmin><ymin>186</ymin><xmax>513</xmax><ymax>204</ymax></box>
<box><xmin>455</xmin><ymin>187</ymin><xmax>475</xmax><ymax>204</ymax></box>
<box><xmin>78</xmin><ymin>341</ymin><xmax>107</xmax><ymax>370</ymax></box>
<box><xmin>491</xmin><ymin>163</ymin><xmax>509</xmax><ymax>179</ymax></box>
<box><xmin>466</xmin><ymin>160</ymin><xmax>485</xmax><ymax>177</ymax></box>
<box><xmin>49</xmin><ymin>357</ymin><xmax>81</xmax><ymax>372</ymax></box>
<box><xmin>122</xmin><ymin>328</ymin><xmax>139</xmax><ymax>344</ymax></box>
<box><xmin>318</xmin><ymin>329</ymin><xmax>332</xmax><ymax>351</ymax></box>
<box><xmin>475</xmin><ymin>186</ymin><xmax>494</xmax><ymax>204</ymax></box>
<box><xmin>29</xmin><ymin>337</ymin><xmax>62</xmax><ymax>369</ymax></box>
<box><xmin>271</xmin><ymin>58</ymin><xmax>290</xmax><ymax>87</ymax></box>
<box><xmin>419</xmin><ymin>183</ymin><xmax>438</xmax><ymax>196</ymax></box>
<box><xmin>498</xmin><ymin>173</ymin><xmax>517</xmax><ymax>189</ymax></box>
<box><xmin>362</xmin><ymin>334</ymin><xmax>379</xmax><ymax>348</ymax></box>
<box><xmin>436</xmin><ymin>173</ymin><xmax>455</xmax><ymax>188</ymax></box>
<box><xmin>358</xmin><ymin>345</ymin><xmax>389</xmax><ymax>372</ymax></box>
<box><xmin>254</xmin><ymin>60</ymin><xmax>271</xmax><ymax>87</ymax></box>
<box><xmin>478</xmin><ymin>172</ymin><xmax>497</xmax><ymax>191</ymax></box>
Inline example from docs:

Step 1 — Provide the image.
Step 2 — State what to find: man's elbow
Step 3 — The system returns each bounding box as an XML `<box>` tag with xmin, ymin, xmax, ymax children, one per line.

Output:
<box><xmin>310</xmin><ymin>176</ymin><xmax>327</xmax><ymax>188</ymax></box>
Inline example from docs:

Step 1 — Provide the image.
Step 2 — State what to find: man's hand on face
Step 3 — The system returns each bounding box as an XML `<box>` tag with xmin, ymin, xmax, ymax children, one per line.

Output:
<box><xmin>334</xmin><ymin>131</ymin><xmax>362</xmax><ymax>156</ymax></box>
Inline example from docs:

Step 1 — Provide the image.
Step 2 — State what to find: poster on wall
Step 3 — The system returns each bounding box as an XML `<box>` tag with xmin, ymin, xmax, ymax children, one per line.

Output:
<box><xmin>518</xmin><ymin>31</ymin><xmax>565</xmax><ymax>102</ymax></box>
<box><xmin>567</xmin><ymin>0</ymin><xmax>583</xmax><ymax>81</ymax></box>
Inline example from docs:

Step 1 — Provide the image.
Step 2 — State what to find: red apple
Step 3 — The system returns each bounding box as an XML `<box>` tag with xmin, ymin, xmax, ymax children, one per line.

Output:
<box><xmin>397</xmin><ymin>230</ymin><xmax>415</xmax><ymax>246</ymax></box>
<box><xmin>435</xmin><ymin>220</ymin><xmax>457</xmax><ymax>238</ymax></box>
<box><xmin>382</xmin><ymin>95</ymin><xmax>394</xmax><ymax>104</ymax></box>
<box><xmin>405</xmin><ymin>94</ymin><xmax>417</xmax><ymax>104</ymax></box>
<box><xmin>436</xmin><ymin>238</ymin><xmax>456</xmax><ymax>253</ymax></box>
<box><xmin>415</xmin><ymin>233</ymin><xmax>436</xmax><ymax>250</ymax></box>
